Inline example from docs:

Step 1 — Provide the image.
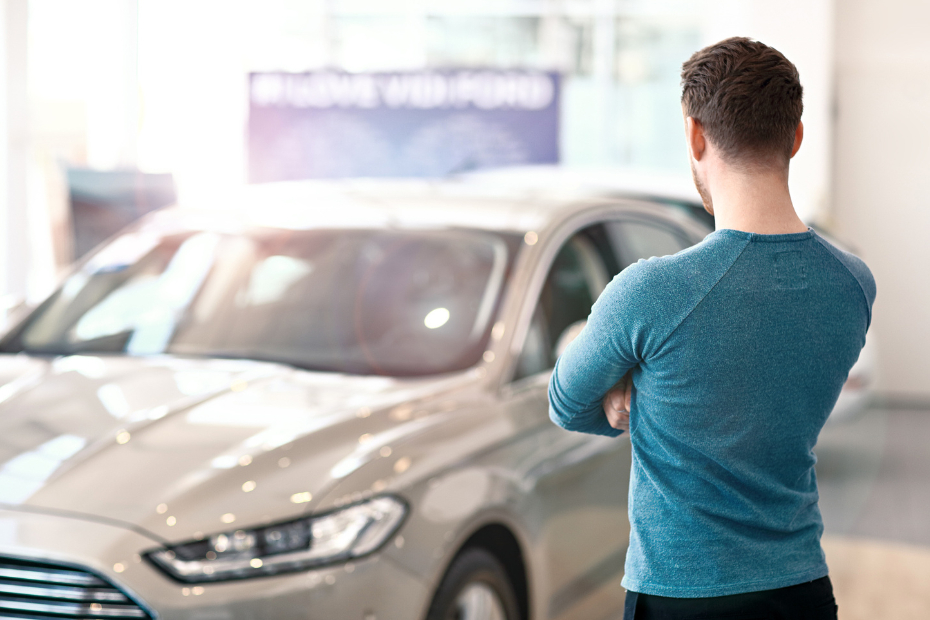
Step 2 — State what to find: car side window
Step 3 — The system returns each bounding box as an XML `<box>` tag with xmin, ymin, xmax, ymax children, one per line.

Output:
<box><xmin>604</xmin><ymin>220</ymin><xmax>691</xmax><ymax>269</ymax></box>
<box><xmin>513</xmin><ymin>231</ymin><xmax>609</xmax><ymax>381</ymax></box>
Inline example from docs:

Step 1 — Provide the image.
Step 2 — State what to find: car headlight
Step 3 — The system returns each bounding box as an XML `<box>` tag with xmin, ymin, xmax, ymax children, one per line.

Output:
<box><xmin>145</xmin><ymin>496</ymin><xmax>407</xmax><ymax>583</ymax></box>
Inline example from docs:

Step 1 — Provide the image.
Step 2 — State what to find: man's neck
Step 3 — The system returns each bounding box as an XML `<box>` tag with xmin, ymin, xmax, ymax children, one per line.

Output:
<box><xmin>708</xmin><ymin>165</ymin><xmax>808</xmax><ymax>235</ymax></box>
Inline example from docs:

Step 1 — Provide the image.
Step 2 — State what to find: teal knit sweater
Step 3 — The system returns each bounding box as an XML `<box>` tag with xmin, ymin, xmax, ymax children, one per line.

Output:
<box><xmin>549</xmin><ymin>228</ymin><xmax>875</xmax><ymax>597</ymax></box>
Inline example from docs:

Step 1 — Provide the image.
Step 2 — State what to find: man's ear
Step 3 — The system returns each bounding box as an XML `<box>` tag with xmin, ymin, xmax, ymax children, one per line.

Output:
<box><xmin>790</xmin><ymin>121</ymin><xmax>804</xmax><ymax>158</ymax></box>
<box><xmin>685</xmin><ymin>116</ymin><xmax>706</xmax><ymax>162</ymax></box>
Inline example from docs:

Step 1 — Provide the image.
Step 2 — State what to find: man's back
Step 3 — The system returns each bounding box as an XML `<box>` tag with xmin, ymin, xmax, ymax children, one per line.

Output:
<box><xmin>549</xmin><ymin>227</ymin><xmax>875</xmax><ymax>596</ymax></box>
<box><xmin>550</xmin><ymin>35</ymin><xmax>871</xmax><ymax>619</ymax></box>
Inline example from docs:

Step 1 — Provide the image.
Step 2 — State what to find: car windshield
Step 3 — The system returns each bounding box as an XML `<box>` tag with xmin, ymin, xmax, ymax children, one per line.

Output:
<box><xmin>4</xmin><ymin>227</ymin><xmax>519</xmax><ymax>376</ymax></box>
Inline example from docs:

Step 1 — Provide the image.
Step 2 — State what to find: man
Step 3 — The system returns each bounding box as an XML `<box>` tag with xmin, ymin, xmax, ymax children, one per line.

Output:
<box><xmin>548</xmin><ymin>37</ymin><xmax>875</xmax><ymax>620</ymax></box>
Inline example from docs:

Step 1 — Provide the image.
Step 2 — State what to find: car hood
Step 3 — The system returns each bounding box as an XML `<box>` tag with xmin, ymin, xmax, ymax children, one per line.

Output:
<box><xmin>0</xmin><ymin>353</ymin><xmax>473</xmax><ymax>543</ymax></box>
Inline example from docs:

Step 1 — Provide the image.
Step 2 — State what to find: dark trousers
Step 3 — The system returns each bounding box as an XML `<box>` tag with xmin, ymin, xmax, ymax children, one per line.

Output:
<box><xmin>623</xmin><ymin>576</ymin><xmax>838</xmax><ymax>620</ymax></box>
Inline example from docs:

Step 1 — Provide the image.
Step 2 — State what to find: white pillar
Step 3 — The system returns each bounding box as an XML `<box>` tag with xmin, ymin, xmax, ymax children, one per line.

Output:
<box><xmin>0</xmin><ymin>0</ymin><xmax>28</xmax><ymax>300</ymax></box>
<box><xmin>832</xmin><ymin>0</ymin><xmax>930</xmax><ymax>398</ymax></box>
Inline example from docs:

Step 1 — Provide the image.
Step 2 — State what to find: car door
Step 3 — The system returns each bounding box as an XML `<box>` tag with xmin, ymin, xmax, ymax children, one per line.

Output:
<box><xmin>499</xmin><ymin>212</ymin><xmax>697</xmax><ymax>619</ymax></box>
<box><xmin>499</xmin><ymin>225</ymin><xmax>631</xmax><ymax>620</ymax></box>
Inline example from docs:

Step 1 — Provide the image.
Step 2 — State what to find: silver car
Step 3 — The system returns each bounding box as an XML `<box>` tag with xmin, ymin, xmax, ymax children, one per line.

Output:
<box><xmin>0</xmin><ymin>179</ymin><xmax>711</xmax><ymax>620</ymax></box>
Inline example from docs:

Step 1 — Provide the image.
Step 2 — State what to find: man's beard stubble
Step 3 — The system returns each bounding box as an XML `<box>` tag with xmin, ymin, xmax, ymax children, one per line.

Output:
<box><xmin>690</xmin><ymin>159</ymin><xmax>714</xmax><ymax>216</ymax></box>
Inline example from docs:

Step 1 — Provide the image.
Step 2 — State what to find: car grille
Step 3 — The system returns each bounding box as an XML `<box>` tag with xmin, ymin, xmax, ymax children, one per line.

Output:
<box><xmin>0</xmin><ymin>556</ymin><xmax>151</xmax><ymax>619</ymax></box>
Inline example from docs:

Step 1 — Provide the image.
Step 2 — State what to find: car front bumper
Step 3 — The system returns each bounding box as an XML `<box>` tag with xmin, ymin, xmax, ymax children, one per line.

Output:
<box><xmin>0</xmin><ymin>509</ymin><xmax>430</xmax><ymax>620</ymax></box>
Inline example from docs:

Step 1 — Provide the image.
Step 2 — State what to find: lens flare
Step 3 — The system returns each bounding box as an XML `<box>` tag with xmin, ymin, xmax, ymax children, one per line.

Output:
<box><xmin>424</xmin><ymin>307</ymin><xmax>450</xmax><ymax>329</ymax></box>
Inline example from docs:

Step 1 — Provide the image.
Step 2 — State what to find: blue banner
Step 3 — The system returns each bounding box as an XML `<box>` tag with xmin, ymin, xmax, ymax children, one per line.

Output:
<box><xmin>248</xmin><ymin>70</ymin><xmax>560</xmax><ymax>181</ymax></box>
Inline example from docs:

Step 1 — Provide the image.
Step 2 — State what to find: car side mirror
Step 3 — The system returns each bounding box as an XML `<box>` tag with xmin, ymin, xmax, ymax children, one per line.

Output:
<box><xmin>554</xmin><ymin>320</ymin><xmax>586</xmax><ymax>359</ymax></box>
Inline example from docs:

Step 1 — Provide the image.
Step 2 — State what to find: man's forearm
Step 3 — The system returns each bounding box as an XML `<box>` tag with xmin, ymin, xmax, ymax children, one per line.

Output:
<box><xmin>548</xmin><ymin>357</ymin><xmax>625</xmax><ymax>437</ymax></box>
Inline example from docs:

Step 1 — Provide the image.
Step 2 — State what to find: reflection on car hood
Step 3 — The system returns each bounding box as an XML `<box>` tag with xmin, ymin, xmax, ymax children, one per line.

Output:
<box><xmin>0</xmin><ymin>353</ymin><xmax>469</xmax><ymax>542</ymax></box>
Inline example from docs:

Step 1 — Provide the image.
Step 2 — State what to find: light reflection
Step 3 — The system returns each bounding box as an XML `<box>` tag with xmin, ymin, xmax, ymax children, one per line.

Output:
<box><xmin>242</xmin><ymin>480</ymin><xmax>257</xmax><ymax>492</ymax></box>
<box><xmin>211</xmin><ymin>455</ymin><xmax>237</xmax><ymax>469</ymax></box>
<box><xmin>98</xmin><ymin>384</ymin><xmax>131</xmax><ymax>418</ymax></box>
<box><xmin>214</xmin><ymin>535</ymin><xmax>229</xmax><ymax>553</ymax></box>
<box><xmin>146</xmin><ymin>405</ymin><xmax>170</xmax><ymax>420</ymax></box>
<box><xmin>60</xmin><ymin>271</ymin><xmax>89</xmax><ymax>300</ymax></box>
<box><xmin>424</xmin><ymin>307</ymin><xmax>450</xmax><ymax>329</ymax></box>
<box><xmin>83</xmin><ymin>232</ymin><xmax>161</xmax><ymax>278</ymax></box>
<box><xmin>330</xmin><ymin>456</ymin><xmax>365</xmax><ymax>479</ymax></box>
<box><xmin>173</xmin><ymin>370</ymin><xmax>234</xmax><ymax>396</ymax></box>
<box><xmin>53</xmin><ymin>355</ymin><xmax>107</xmax><ymax>379</ymax></box>
<box><xmin>0</xmin><ymin>435</ymin><xmax>87</xmax><ymax>504</ymax></box>
<box><xmin>393</xmin><ymin>456</ymin><xmax>412</xmax><ymax>474</ymax></box>
<box><xmin>0</xmin><ymin>382</ymin><xmax>19</xmax><ymax>405</ymax></box>
<box><xmin>221</xmin><ymin>513</ymin><xmax>236</xmax><ymax>524</ymax></box>
<box><xmin>390</xmin><ymin>405</ymin><xmax>413</xmax><ymax>421</ymax></box>
<box><xmin>291</xmin><ymin>491</ymin><xmax>312</xmax><ymax>504</ymax></box>
<box><xmin>244</xmin><ymin>428</ymin><xmax>300</xmax><ymax>451</ymax></box>
<box><xmin>239</xmin><ymin>255</ymin><xmax>313</xmax><ymax>307</ymax></box>
<box><xmin>69</xmin><ymin>233</ymin><xmax>219</xmax><ymax>355</ymax></box>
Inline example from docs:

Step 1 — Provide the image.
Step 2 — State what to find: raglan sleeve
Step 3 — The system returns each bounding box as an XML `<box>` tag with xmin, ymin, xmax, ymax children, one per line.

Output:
<box><xmin>547</xmin><ymin>263</ymin><xmax>653</xmax><ymax>437</ymax></box>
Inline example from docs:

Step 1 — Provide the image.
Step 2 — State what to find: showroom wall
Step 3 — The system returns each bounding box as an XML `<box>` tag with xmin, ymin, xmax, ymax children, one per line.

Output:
<box><xmin>832</xmin><ymin>0</ymin><xmax>930</xmax><ymax>400</ymax></box>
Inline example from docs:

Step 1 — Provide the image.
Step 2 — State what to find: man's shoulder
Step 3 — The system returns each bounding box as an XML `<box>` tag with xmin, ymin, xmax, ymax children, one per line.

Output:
<box><xmin>601</xmin><ymin>232</ymin><xmax>748</xmax><ymax>314</ymax></box>
<box><xmin>811</xmin><ymin>233</ymin><xmax>876</xmax><ymax>306</ymax></box>
<box><xmin>617</xmin><ymin>231</ymin><xmax>746</xmax><ymax>292</ymax></box>
<box><xmin>590</xmin><ymin>232</ymin><xmax>748</xmax><ymax>357</ymax></box>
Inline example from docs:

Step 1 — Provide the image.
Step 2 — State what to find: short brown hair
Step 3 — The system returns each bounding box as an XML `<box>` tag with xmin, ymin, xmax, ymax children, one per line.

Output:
<box><xmin>681</xmin><ymin>37</ymin><xmax>803</xmax><ymax>167</ymax></box>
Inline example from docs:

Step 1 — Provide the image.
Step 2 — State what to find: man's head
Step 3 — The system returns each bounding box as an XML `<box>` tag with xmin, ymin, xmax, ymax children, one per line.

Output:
<box><xmin>681</xmin><ymin>38</ymin><xmax>804</xmax><ymax>211</ymax></box>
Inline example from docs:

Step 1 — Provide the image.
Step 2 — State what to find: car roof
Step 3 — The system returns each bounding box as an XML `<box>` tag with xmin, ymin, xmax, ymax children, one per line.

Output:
<box><xmin>161</xmin><ymin>166</ymin><xmax>703</xmax><ymax>235</ymax></box>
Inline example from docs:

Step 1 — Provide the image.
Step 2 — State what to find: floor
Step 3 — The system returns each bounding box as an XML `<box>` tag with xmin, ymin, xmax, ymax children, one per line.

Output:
<box><xmin>815</xmin><ymin>405</ymin><xmax>930</xmax><ymax>619</ymax></box>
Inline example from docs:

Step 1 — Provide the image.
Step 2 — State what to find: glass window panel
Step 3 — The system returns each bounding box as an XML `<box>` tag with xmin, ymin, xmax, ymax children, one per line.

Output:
<box><xmin>514</xmin><ymin>233</ymin><xmax>607</xmax><ymax>380</ymax></box>
<box><xmin>9</xmin><ymin>228</ymin><xmax>520</xmax><ymax>377</ymax></box>
<box><xmin>606</xmin><ymin>220</ymin><xmax>690</xmax><ymax>269</ymax></box>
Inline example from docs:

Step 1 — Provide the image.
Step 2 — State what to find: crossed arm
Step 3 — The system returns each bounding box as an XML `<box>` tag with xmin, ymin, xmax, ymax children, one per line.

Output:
<box><xmin>547</xmin><ymin>317</ymin><xmax>638</xmax><ymax>438</ymax></box>
<box><xmin>548</xmin><ymin>268</ymin><xmax>646</xmax><ymax>437</ymax></box>
<box><xmin>602</xmin><ymin>371</ymin><xmax>634</xmax><ymax>432</ymax></box>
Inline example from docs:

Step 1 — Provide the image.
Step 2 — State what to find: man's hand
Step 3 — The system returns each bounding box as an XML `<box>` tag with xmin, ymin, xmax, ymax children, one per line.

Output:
<box><xmin>603</xmin><ymin>371</ymin><xmax>634</xmax><ymax>432</ymax></box>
